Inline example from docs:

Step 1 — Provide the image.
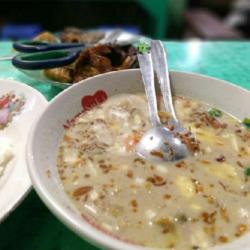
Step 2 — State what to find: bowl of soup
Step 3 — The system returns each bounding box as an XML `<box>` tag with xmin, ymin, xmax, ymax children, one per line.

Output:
<box><xmin>27</xmin><ymin>69</ymin><xmax>250</xmax><ymax>250</ymax></box>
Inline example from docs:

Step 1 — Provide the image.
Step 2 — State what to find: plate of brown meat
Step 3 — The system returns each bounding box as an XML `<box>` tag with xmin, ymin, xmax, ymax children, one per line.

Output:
<box><xmin>17</xmin><ymin>28</ymin><xmax>140</xmax><ymax>89</ymax></box>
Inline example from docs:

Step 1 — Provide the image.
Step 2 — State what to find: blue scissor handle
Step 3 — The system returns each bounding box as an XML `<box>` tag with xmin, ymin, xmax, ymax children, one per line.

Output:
<box><xmin>13</xmin><ymin>40</ymin><xmax>85</xmax><ymax>53</ymax></box>
<box><xmin>12</xmin><ymin>49</ymin><xmax>81</xmax><ymax>70</ymax></box>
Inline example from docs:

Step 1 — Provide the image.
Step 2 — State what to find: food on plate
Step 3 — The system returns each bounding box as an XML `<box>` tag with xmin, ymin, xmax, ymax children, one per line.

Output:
<box><xmin>60</xmin><ymin>27</ymin><xmax>105</xmax><ymax>44</ymax></box>
<box><xmin>44</xmin><ymin>44</ymin><xmax>138</xmax><ymax>83</ymax></box>
<box><xmin>30</xmin><ymin>27</ymin><xmax>137</xmax><ymax>84</ymax></box>
<box><xmin>44</xmin><ymin>65</ymin><xmax>74</xmax><ymax>83</ymax></box>
<box><xmin>0</xmin><ymin>92</ymin><xmax>26</xmax><ymax>129</ymax></box>
<box><xmin>0</xmin><ymin>138</ymin><xmax>13</xmax><ymax>177</ymax></box>
<box><xmin>57</xmin><ymin>93</ymin><xmax>250</xmax><ymax>249</ymax></box>
<box><xmin>33</xmin><ymin>27</ymin><xmax>105</xmax><ymax>45</ymax></box>
<box><xmin>33</xmin><ymin>31</ymin><xmax>59</xmax><ymax>43</ymax></box>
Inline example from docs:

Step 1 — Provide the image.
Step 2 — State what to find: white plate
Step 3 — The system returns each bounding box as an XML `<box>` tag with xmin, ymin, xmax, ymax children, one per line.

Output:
<box><xmin>0</xmin><ymin>79</ymin><xmax>47</xmax><ymax>222</ymax></box>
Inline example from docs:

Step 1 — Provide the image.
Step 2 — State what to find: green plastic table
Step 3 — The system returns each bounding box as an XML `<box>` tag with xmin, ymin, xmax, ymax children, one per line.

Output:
<box><xmin>0</xmin><ymin>41</ymin><xmax>250</xmax><ymax>250</ymax></box>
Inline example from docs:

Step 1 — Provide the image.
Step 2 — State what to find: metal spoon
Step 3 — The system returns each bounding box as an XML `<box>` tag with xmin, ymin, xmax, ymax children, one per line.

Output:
<box><xmin>136</xmin><ymin>40</ymin><xmax>189</xmax><ymax>162</ymax></box>
<box><xmin>151</xmin><ymin>40</ymin><xmax>189</xmax><ymax>134</ymax></box>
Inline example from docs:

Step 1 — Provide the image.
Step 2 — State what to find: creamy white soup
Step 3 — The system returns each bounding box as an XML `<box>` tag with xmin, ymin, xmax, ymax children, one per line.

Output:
<box><xmin>57</xmin><ymin>94</ymin><xmax>250</xmax><ymax>249</ymax></box>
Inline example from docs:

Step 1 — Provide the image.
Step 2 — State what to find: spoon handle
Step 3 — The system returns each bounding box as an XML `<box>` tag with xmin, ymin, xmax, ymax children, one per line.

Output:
<box><xmin>137</xmin><ymin>53</ymin><xmax>161</xmax><ymax>127</ymax></box>
<box><xmin>151</xmin><ymin>40</ymin><xmax>177</xmax><ymax>121</ymax></box>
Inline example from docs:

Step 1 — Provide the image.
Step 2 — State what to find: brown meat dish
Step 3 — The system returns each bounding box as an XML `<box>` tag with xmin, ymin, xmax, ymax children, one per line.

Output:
<box><xmin>31</xmin><ymin>28</ymin><xmax>137</xmax><ymax>84</ymax></box>
<box><xmin>33</xmin><ymin>31</ymin><xmax>58</xmax><ymax>43</ymax></box>
<box><xmin>44</xmin><ymin>44</ymin><xmax>138</xmax><ymax>83</ymax></box>
<box><xmin>33</xmin><ymin>27</ymin><xmax>105</xmax><ymax>44</ymax></box>
<box><xmin>44</xmin><ymin>65</ymin><xmax>74</xmax><ymax>83</ymax></box>
<box><xmin>60</xmin><ymin>27</ymin><xmax>105</xmax><ymax>44</ymax></box>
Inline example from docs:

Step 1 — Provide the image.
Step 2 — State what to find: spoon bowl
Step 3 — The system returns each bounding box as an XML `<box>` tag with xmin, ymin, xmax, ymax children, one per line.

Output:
<box><xmin>136</xmin><ymin>126</ymin><xmax>189</xmax><ymax>162</ymax></box>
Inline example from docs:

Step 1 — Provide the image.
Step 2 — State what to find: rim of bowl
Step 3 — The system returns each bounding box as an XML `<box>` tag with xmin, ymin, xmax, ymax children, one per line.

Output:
<box><xmin>27</xmin><ymin>69</ymin><xmax>250</xmax><ymax>250</ymax></box>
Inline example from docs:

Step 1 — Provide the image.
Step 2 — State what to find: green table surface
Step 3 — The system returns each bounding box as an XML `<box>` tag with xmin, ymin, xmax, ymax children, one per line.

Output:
<box><xmin>0</xmin><ymin>41</ymin><xmax>250</xmax><ymax>250</ymax></box>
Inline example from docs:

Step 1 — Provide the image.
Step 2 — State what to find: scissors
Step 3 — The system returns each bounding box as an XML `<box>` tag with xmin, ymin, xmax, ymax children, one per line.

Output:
<box><xmin>10</xmin><ymin>29</ymin><xmax>123</xmax><ymax>70</ymax></box>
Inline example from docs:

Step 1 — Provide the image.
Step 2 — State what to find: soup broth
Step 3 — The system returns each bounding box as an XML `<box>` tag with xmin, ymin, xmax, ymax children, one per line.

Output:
<box><xmin>57</xmin><ymin>94</ymin><xmax>250</xmax><ymax>249</ymax></box>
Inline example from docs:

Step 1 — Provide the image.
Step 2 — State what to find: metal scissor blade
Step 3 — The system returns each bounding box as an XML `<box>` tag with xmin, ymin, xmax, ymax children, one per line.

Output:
<box><xmin>0</xmin><ymin>56</ymin><xmax>14</xmax><ymax>61</ymax></box>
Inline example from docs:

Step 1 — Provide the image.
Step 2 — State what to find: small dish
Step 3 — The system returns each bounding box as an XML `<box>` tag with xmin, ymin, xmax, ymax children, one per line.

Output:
<box><xmin>27</xmin><ymin>69</ymin><xmax>250</xmax><ymax>250</ymax></box>
<box><xmin>0</xmin><ymin>79</ymin><xmax>47</xmax><ymax>222</ymax></box>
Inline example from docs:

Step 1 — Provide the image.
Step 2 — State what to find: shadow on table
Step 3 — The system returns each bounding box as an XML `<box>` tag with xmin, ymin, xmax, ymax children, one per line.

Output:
<box><xmin>0</xmin><ymin>190</ymin><xmax>99</xmax><ymax>250</ymax></box>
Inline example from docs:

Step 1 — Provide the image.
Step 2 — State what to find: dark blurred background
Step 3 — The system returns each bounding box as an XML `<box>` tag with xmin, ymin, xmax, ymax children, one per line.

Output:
<box><xmin>0</xmin><ymin>0</ymin><xmax>249</xmax><ymax>40</ymax></box>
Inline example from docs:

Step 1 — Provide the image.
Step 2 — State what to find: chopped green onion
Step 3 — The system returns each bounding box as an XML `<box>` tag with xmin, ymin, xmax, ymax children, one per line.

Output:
<box><xmin>243</xmin><ymin>118</ymin><xmax>250</xmax><ymax>128</ymax></box>
<box><xmin>137</xmin><ymin>41</ymin><xmax>151</xmax><ymax>54</ymax></box>
<box><xmin>208</xmin><ymin>108</ymin><xmax>222</xmax><ymax>118</ymax></box>
<box><xmin>244</xmin><ymin>168</ymin><xmax>250</xmax><ymax>176</ymax></box>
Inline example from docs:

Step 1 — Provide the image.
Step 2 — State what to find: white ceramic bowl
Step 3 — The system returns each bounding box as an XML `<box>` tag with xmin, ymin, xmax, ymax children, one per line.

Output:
<box><xmin>27</xmin><ymin>69</ymin><xmax>250</xmax><ymax>250</ymax></box>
